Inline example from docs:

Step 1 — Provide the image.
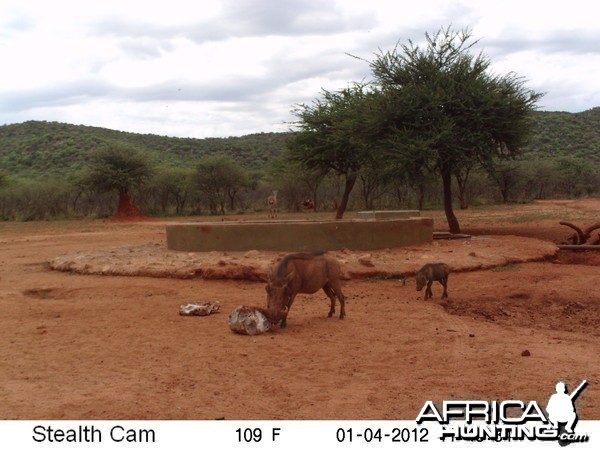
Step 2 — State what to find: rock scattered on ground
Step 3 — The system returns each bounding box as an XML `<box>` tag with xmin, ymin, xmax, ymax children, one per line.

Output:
<box><xmin>49</xmin><ymin>236</ymin><xmax>558</xmax><ymax>281</ymax></box>
<box><xmin>179</xmin><ymin>302</ymin><xmax>221</xmax><ymax>316</ymax></box>
<box><xmin>228</xmin><ymin>306</ymin><xmax>271</xmax><ymax>335</ymax></box>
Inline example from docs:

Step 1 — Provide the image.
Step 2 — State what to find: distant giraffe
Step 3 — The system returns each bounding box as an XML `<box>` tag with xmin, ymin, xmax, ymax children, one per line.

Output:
<box><xmin>267</xmin><ymin>190</ymin><xmax>278</xmax><ymax>218</ymax></box>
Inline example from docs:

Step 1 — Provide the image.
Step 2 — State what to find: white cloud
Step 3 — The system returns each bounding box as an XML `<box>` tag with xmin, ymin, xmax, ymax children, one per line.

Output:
<box><xmin>0</xmin><ymin>0</ymin><xmax>599</xmax><ymax>138</ymax></box>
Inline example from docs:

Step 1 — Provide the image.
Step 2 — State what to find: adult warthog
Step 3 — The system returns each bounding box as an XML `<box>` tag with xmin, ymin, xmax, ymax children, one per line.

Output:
<box><xmin>265</xmin><ymin>252</ymin><xmax>346</xmax><ymax>328</ymax></box>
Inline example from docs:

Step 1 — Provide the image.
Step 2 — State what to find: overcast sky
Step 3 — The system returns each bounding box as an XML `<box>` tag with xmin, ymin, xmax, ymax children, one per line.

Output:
<box><xmin>1</xmin><ymin>0</ymin><xmax>599</xmax><ymax>138</ymax></box>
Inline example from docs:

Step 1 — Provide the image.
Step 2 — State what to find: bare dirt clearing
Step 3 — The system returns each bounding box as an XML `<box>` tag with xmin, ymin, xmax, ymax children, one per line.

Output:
<box><xmin>0</xmin><ymin>199</ymin><xmax>599</xmax><ymax>420</ymax></box>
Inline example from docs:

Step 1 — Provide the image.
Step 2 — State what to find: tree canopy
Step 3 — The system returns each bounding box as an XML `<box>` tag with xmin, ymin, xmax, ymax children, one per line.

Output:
<box><xmin>191</xmin><ymin>154</ymin><xmax>249</xmax><ymax>215</ymax></box>
<box><xmin>289</xmin><ymin>26</ymin><xmax>543</xmax><ymax>229</ymax></box>
<box><xmin>370</xmin><ymin>27</ymin><xmax>542</xmax><ymax>231</ymax></box>
<box><xmin>82</xmin><ymin>144</ymin><xmax>153</xmax><ymax>217</ymax></box>
<box><xmin>84</xmin><ymin>145</ymin><xmax>153</xmax><ymax>194</ymax></box>
<box><xmin>289</xmin><ymin>83</ymin><xmax>380</xmax><ymax>218</ymax></box>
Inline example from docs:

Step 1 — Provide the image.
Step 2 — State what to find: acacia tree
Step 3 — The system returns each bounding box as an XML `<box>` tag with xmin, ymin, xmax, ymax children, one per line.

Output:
<box><xmin>267</xmin><ymin>156</ymin><xmax>326</xmax><ymax>212</ymax></box>
<box><xmin>289</xmin><ymin>83</ymin><xmax>379</xmax><ymax>219</ymax></box>
<box><xmin>370</xmin><ymin>27</ymin><xmax>542</xmax><ymax>232</ymax></box>
<box><xmin>191</xmin><ymin>154</ymin><xmax>249</xmax><ymax>215</ymax></box>
<box><xmin>83</xmin><ymin>145</ymin><xmax>153</xmax><ymax>218</ymax></box>
<box><xmin>453</xmin><ymin>160</ymin><xmax>476</xmax><ymax>209</ymax></box>
<box><xmin>485</xmin><ymin>160</ymin><xmax>522</xmax><ymax>203</ymax></box>
<box><xmin>150</xmin><ymin>167</ymin><xmax>193</xmax><ymax>215</ymax></box>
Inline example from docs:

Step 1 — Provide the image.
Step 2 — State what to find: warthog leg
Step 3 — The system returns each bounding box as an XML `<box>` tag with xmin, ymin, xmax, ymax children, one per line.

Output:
<box><xmin>280</xmin><ymin>297</ymin><xmax>296</xmax><ymax>329</ymax></box>
<box><xmin>323</xmin><ymin>284</ymin><xmax>337</xmax><ymax>317</ymax></box>
<box><xmin>440</xmin><ymin>276</ymin><xmax>449</xmax><ymax>298</ymax></box>
<box><xmin>338</xmin><ymin>292</ymin><xmax>346</xmax><ymax>320</ymax></box>
<box><xmin>425</xmin><ymin>280</ymin><xmax>433</xmax><ymax>299</ymax></box>
<box><xmin>324</xmin><ymin>282</ymin><xmax>346</xmax><ymax>319</ymax></box>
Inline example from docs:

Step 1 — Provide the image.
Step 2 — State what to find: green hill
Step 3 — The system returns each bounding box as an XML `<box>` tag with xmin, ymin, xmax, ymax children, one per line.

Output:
<box><xmin>1</xmin><ymin>107</ymin><xmax>599</xmax><ymax>179</ymax></box>
<box><xmin>0</xmin><ymin>120</ymin><xmax>291</xmax><ymax>178</ymax></box>
<box><xmin>525</xmin><ymin>107</ymin><xmax>600</xmax><ymax>162</ymax></box>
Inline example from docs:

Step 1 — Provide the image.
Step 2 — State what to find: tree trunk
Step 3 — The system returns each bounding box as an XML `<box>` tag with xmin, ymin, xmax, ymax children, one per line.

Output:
<box><xmin>360</xmin><ymin>174</ymin><xmax>375</xmax><ymax>210</ymax></box>
<box><xmin>175</xmin><ymin>192</ymin><xmax>187</xmax><ymax>215</ymax></box>
<box><xmin>394</xmin><ymin>185</ymin><xmax>403</xmax><ymax>207</ymax></box>
<box><xmin>335</xmin><ymin>174</ymin><xmax>357</xmax><ymax>220</ymax></box>
<box><xmin>160</xmin><ymin>192</ymin><xmax>169</xmax><ymax>214</ymax></box>
<box><xmin>500</xmin><ymin>184</ymin><xmax>509</xmax><ymax>203</ymax></box>
<box><xmin>455</xmin><ymin>167</ymin><xmax>471</xmax><ymax>210</ymax></box>
<box><xmin>71</xmin><ymin>190</ymin><xmax>82</xmax><ymax>212</ymax></box>
<box><xmin>417</xmin><ymin>183</ymin><xmax>425</xmax><ymax>211</ymax></box>
<box><xmin>441</xmin><ymin>163</ymin><xmax>461</xmax><ymax>233</ymax></box>
<box><xmin>457</xmin><ymin>189</ymin><xmax>468</xmax><ymax>210</ymax></box>
<box><xmin>228</xmin><ymin>187</ymin><xmax>237</xmax><ymax>211</ymax></box>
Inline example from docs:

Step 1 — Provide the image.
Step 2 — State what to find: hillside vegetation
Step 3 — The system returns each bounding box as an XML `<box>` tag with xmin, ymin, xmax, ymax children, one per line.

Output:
<box><xmin>1</xmin><ymin>108</ymin><xmax>599</xmax><ymax>178</ymax></box>
<box><xmin>0</xmin><ymin>109</ymin><xmax>599</xmax><ymax>221</ymax></box>
<box><xmin>526</xmin><ymin>108</ymin><xmax>600</xmax><ymax>162</ymax></box>
<box><xmin>0</xmin><ymin>120</ymin><xmax>290</xmax><ymax>178</ymax></box>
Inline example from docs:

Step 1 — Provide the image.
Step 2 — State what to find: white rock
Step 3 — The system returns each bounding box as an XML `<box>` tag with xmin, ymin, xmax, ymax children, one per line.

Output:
<box><xmin>228</xmin><ymin>306</ymin><xmax>271</xmax><ymax>335</ymax></box>
<box><xmin>179</xmin><ymin>302</ymin><xmax>220</xmax><ymax>316</ymax></box>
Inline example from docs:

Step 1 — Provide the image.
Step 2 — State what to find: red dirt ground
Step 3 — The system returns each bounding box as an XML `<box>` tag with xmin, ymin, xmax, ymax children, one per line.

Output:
<box><xmin>0</xmin><ymin>199</ymin><xmax>599</xmax><ymax>420</ymax></box>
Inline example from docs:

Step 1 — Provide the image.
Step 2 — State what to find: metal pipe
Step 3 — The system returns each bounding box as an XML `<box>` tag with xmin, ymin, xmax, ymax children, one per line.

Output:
<box><xmin>557</xmin><ymin>245</ymin><xmax>600</xmax><ymax>250</ymax></box>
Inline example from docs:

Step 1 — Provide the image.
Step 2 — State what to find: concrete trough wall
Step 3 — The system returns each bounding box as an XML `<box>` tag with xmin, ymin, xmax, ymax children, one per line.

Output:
<box><xmin>166</xmin><ymin>218</ymin><xmax>433</xmax><ymax>252</ymax></box>
<box><xmin>356</xmin><ymin>210</ymin><xmax>421</xmax><ymax>220</ymax></box>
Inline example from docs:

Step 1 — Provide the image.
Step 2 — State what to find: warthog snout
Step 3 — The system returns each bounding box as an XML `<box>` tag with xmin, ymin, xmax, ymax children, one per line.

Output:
<box><xmin>265</xmin><ymin>273</ymin><xmax>293</xmax><ymax>324</ymax></box>
<box><xmin>263</xmin><ymin>305</ymin><xmax>288</xmax><ymax>325</ymax></box>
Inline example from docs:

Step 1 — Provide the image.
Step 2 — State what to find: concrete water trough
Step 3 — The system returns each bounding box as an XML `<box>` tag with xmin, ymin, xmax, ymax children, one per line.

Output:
<box><xmin>355</xmin><ymin>210</ymin><xmax>421</xmax><ymax>220</ymax></box>
<box><xmin>166</xmin><ymin>217</ymin><xmax>433</xmax><ymax>252</ymax></box>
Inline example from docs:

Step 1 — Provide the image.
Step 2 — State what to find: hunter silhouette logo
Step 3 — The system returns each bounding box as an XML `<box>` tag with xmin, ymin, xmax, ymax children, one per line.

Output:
<box><xmin>416</xmin><ymin>379</ymin><xmax>589</xmax><ymax>444</ymax></box>
<box><xmin>547</xmin><ymin>380</ymin><xmax>588</xmax><ymax>446</ymax></box>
